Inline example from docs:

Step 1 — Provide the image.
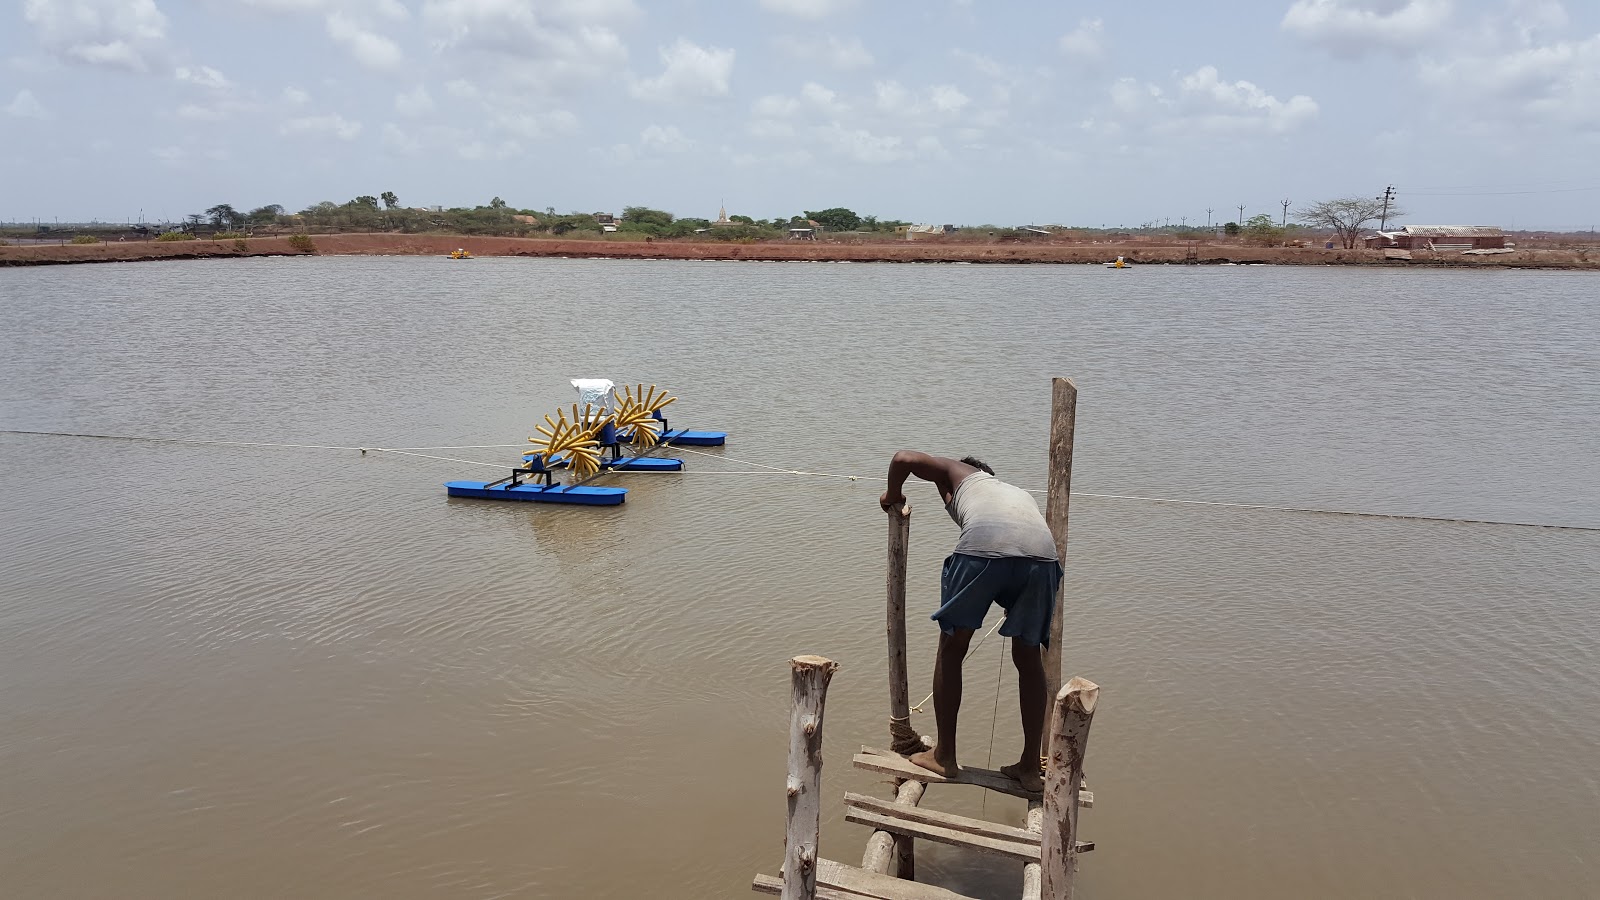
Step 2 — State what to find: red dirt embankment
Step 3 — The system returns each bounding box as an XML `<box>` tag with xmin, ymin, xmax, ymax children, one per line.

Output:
<box><xmin>4</xmin><ymin>232</ymin><xmax>1596</xmax><ymax>269</ymax></box>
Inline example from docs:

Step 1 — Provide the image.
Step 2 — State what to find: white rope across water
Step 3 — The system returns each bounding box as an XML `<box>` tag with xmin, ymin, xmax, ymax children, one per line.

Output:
<box><xmin>4</xmin><ymin>429</ymin><xmax>1596</xmax><ymax>532</ymax></box>
<box><xmin>670</xmin><ymin>444</ymin><xmax>862</xmax><ymax>480</ymax></box>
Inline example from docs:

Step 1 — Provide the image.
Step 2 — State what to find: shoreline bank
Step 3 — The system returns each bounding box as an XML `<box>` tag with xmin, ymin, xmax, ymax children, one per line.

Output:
<box><xmin>4</xmin><ymin>232</ymin><xmax>1597</xmax><ymax>269</ymax></box>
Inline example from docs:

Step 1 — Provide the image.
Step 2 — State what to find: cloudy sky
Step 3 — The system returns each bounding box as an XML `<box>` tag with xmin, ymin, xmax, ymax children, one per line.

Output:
<box><xmin>4</xmin><ymin>0</ymin><xmax>1598</xmax><ymax>229</ymax></box>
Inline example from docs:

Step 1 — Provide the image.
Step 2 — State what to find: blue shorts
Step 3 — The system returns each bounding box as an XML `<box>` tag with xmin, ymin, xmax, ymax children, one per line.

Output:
<box><xmin>932</xmin><ymin>553</ymin><xmax>1063</xmax><ymax>647</ymax></box>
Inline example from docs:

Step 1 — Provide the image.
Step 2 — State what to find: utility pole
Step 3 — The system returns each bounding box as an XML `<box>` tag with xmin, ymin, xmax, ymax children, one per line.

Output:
<box><xmin>1236</xmin><ymin>204</ymin><xmax>1246</xmax><ymax>226</ymax></box>
<box><xmin>1181</xmin><ymin>216</ymin><xmax>1187</xmax><ymax>227</ymax></box>
<box><xmin>1377</xmin><ymin>185</ymin><xmax>1396</xmax><ymax>230</ymax></box>
<box><xmin>1281</xmin><ymin>198</ymin><xmax>1292</xmax><ymax>227</ymax></box>
<box><xmin>1206</xmin><ymin>207</ymin><xmax>1213</xmax><ymax>228</ymax></box>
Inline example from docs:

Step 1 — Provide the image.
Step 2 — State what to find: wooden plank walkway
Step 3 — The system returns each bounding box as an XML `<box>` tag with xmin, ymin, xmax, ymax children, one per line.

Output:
<box><xmin>854</xmin><ymin>747</ymin><xmax>1094</xmax><ymax>808</ymax></box>
<box><xmin>844</xmin><ymin>793</ymin><xmax>1094</xmax><ymax>863</ymax></box>
<box><xmin>753</xmin><ymin>859</ymin><xmax>980</xmax><ymax>900</ymax></box>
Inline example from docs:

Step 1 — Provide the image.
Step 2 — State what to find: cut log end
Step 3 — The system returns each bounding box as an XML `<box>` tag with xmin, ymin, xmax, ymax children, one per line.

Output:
<box><xmin>791</xmin><ymin>655</ymin><xmax>838</xmax><ymax>673</ymax></box>
<box><xmin>1062</xmin><ymin>677</ymin><xmax>1100</xmax><ymax>715</ymax></box>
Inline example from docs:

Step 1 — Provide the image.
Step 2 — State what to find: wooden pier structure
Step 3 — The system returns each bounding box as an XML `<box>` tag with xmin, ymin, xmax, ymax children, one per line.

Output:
<box><xmin>753</xmin><ymin>378</ymin><xmax>1100</xmax><ymax>900</ymax></box>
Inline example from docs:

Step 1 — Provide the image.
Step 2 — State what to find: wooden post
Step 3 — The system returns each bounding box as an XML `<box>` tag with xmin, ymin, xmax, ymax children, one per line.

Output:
<box><xmin>784</xmin><ymin>655</ymin><xmax>838</xmax><ymax>900</ymax></box>
<box><xmin>1041</xmin><ymin>677</ymin><xmax>1099</xmax><ymax>900</ymax></box>
<box><xmin>1020</xmin><ymin>800</ymin><xmax>1044</xmax><ymax>900</ymax></box>
<box><xmin>1042</xmin><ymin>378</ymin><xmax>1077</xmax><ymax>705</ymax></box>
<box><xmin>886</xmin><ymin>504</ymin><xmax>922</xmax><ymax>756</ymax></box>
<box><xmin>858</xmin><ymin>778</ymin><xmax>924</xmax><ymax>877</ymax></box>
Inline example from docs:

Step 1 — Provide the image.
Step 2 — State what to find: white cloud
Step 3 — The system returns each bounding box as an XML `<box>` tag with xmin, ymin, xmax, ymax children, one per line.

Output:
<box><xmin>730</xmin><ymin>148</ymin><xmax>812</xmax><ymax>167</ymax></box>
<box><xmin>493</xmin><ymin>109</ymin><xmax>579</xmax><ymax>139</ymax></box>
<box><xmin>282</xmin><ymin>86</ymin><xmax>311</xmax><ymax>105</ymax></box>
<box><xmin>22</xmin><ymin>0</ymin><xmax>169</xmax><ymax>72</ymax></box>
<box><xmin>237</xmin><ymin>0</ymin><xmax>408</xmax><ymax>16</ymax></box>
<box><xmin>630</xmin><ymin>39</ymin><xmax>735</xmax><ymax>102</ymax></box>
<box><xmin>325</xmin><ymin>13</ymin><xmax>403</xmax><ymax>69</ymax></box>
<box><xmin>816</xmin><ymin>123</ymin><xmax>908</xmax><ymax>163</ymax></box>
<box><xmin>457</xmin><ymin>138</ymin><xmax>522</xmax><ymax>160</ymax></box>
<box><xmin>760</xmin><ymin>0</ymin><xmax>856</xmax><ymax>19</ymax></box>
<box><xmin>747</xmin><ymin>118</ymin><xmax>795</xmax><ymax>139</ymax></box>
<box><xmin>640</xmin><ymin>124</ymin><xmax>692</xmax><ymax>152</ymax></box>
<box><xmin>1175</xmin><ymin>66</ymin><xmax>1319</xmax><ymax>132</ymax></box>
<box><xmin>422</xmin><ymin>0</ymin><xmax>635</xmax><ymax>92</ymax></box>
<box><xmin>1105</xmin><ymin>66</ymin><xmax>1318</xmax><ymax>135</ymax></box>
<box><xmin>800</xmin><ymin>81</ymin><xmax>847</xmax><ymax>114</ymax></box>
<box><xmin>281</xmin><ymin>113</ymin><xmax>363</xmax><ymax>140</ymax></box>
<box><xmin>1419</xmin><ymin>32</ymin><xmax>1600</xmax><ymax>130</ymax></box>
<box><xmin>394</xmin><ymin>85</ymin><xmax>434</xmax><ymax>116</ymax></box>
<box><xmin>808</xmin><ymin>124</ymin><xmax>946</xmax><ymax>164</ymax></box>
<box><xmin>5</xmin><ymin>89</ymin><xmax>46</xmax><ymax>118</ymax></box>
<box><xmin>752</xmin><ymin>93</ymin><xmax>799</xmax><ymax>117</ymax></box>
<box><xmin>875</xmin><ymin>80</ymin><xmax>969</xmax><ymax>118</ymax></box>
<box><xmin>1059</xmin><ymin>18</ymin><xmax>1105</xmax><ymax>60</ymax></box>
<box><xmin>151</xmin><ymin>145</ymin><xmax>185</xmax><ymax>163</ymax></box>
<box><xmin>1281</xmin><ymin>0</ymin><xmax>1452</xmax><ymax>57</ymax></box>
<box><xmin>775</xmin><ymin>34</ymin><xmax>874</xmax><ymax>70</ymax></box>
<box><xmin>929</xmin><ymin>84</ymin><xmax>969</xmax><ymax>113</ymax></box>
<box><xmin>174</xmin><ymin>65</ymin><xmax>232</xmax><ymax>89</ymax></box>
<box><xmin>381</xmin><ymin>122</ymin><xmax>422</xmax><ymax>154</ymax></box>
<box><xmin>175</xmin><ymin>99</ymin><xmax>254</xmax><ymax>121</ymax></box>
<box><xmin>176</xmin><ymin>103</ymin><xmax>223</xmax><ymax>120</ymax></box>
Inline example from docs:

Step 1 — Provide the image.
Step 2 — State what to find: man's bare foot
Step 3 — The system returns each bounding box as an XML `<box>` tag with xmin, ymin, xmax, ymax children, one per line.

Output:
<box><xmin>908</xmin><ymin>748</ymin><xmax>960</xmax><ymax>779</ymax></box>
<box><xmin>1001</xmin><ymin>761</ymin><xmax>1043</xmax><ymax>793</ymax></box>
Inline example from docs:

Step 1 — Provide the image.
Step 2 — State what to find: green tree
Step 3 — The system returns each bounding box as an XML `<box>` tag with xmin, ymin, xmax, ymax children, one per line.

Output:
<box><xmin>248</xmin><ymin>204</ymin><xmax>284</xmax><ymax>225</ymax></box>
<box><xmin>1223</xmin><ymin>221</ymin><xmax>1241</xmax><ymax>236</ymax></box>
<box><xmin>489</xmin><ymin>196</ymin><xmax>507</xmax><ymax>209</ymax></box>
<box><xmin>729</xmin><ymin>214</ymin><xmax>754</xmax><ymax>225</ymax></box>
<box><xmin>380</xmin><ymin>191</ymin><xmax>398</xmax><ymax>210</ymax></box>
<box><xmin>354</xmin><ymin>195</ymin><xmax>380</xmax><ymax>211</ymax></box>
<box><xmin>804</xmin><ymin>207</ymin><xmax>861</xmax><ymax>230</ymax></box>
<box><xmin>622</xmin><ymin>206</ymin><xmax>674</xmax><ymax>227</ymax></box>
<box><xmin>204</xmin><ymin>205</ymin><xmax>241</xmax><ymax>228</ymax></box>
<box><xmin>1297</xmin><ymin>197</ymin><xmax>1402</xmax><ymax>249</ymax></box>
<box><xmin>1243</xmin><ymin>214</ymin><xmax>1286</xmax><ymax>246</ymax></box>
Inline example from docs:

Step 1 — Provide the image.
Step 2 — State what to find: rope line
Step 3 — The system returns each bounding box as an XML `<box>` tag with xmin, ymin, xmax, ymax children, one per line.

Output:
<box><xmin>910</xmin><ymin>616</ymin><xmax>1007</xmax><ymax>715</ymax></box>
<box><xmin>671</xmin><ymin>444</ymin><xmax>861</xmax><ymax>481</ymax></box>
<box><xmin>1056</xmin><ymin>489</ymin><xmax>1600</xmax><ymax>532</ymax></box>
<box><xmin>4</xmin><ymin>429</ymin><xmax>1596</xmax><ymax>531</ymax></box>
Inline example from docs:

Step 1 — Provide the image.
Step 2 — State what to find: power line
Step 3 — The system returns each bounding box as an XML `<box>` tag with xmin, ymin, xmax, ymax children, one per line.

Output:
<box><xmin>1404</xmin><ymin>185</ymin><xmax>1600</xmax><ymax>197</ymax></box>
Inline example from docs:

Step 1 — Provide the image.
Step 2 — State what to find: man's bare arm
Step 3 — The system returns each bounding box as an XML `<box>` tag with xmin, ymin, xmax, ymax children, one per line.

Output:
<box><xmin>881</xmin><ymin>451</ymin><xmax>978</xmax><ymax>511</ymax></box>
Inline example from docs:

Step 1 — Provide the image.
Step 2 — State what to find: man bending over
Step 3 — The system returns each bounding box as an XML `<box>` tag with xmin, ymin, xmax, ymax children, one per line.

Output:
<box><xmin>879</xmin><ymin>451</ymin><xmax>1063</xmax><ymax>792</ymax></box>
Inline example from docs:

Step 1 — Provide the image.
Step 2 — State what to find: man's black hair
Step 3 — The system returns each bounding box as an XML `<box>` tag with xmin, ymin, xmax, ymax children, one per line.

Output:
<box><xmin>960</xmin><ymin>456</ymin><xmax>995</xmax><ymax>476</ymax></box>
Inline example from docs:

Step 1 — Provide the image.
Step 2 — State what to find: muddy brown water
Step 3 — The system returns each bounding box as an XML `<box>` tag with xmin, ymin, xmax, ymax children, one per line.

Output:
<box><xmin>2</xmin><ymin>258</ymin><xmax>1598</xmax><ymax>899</ymax></box>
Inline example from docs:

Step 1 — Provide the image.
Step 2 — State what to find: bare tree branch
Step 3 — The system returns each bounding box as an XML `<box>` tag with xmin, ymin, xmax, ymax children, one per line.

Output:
<box><xmin>1296</xmin><ymin>198</ymin><xmax>1405</xmax><ymax>249</ymax></box>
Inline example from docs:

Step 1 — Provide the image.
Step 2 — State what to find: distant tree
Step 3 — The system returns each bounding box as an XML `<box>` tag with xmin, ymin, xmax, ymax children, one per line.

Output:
<box><xmin>1243</xmin><ymin>214</ymin><xmax>1286</xmax><ymax>247</ymax></box>
<box><xmin>248</xmin><ymin>204</ymin><xmax>284</xmax><ymax>225</ymax></box>
<box><xmin>729</xmin><ymin>214</ymin><xmax>754</xmax><ymax>225</ymax></box>
<box><xmin>804</xmin><ymin>207</ymin><xmax>861</xmax><ymax>230</ymax></box>
<box><xmin>380</xmin><ymin>191</ymin><xmax>398</xmax><ymax>210</ymax></box>
<box><xmin>354</xmin><ymin>195</ymin><xmax>380</xmax><ymax>211</ymax></box>
<box><xmin>1298</xmin><ymin>197</ymin><xmax>1402</xmax><ymax>249</ymax></box>
<box><xmin>1223</xmin><ymin>221</ymin><xmax>1241</xmax><ymax>237</ymax></box>
<box><xmin>185</xmin><ymin>213</ymin><xmax>206</xmax><ymax>229</ymax></box>
<box><xmin>623</xmin><ymin>206</ymin><xmax>674</xmax><ymax>227</ymax></box>
<box><xmin>862</xmin><ymin>214</ymin><xmax>880</xmax><ymax>231</ymax></box>
<box><xmin>489</xmin><ymin>196</ymin><xmax>507</xmax><ymax>209</ymax></box>
<box><xmin>205</xmin><ymin>204</ymin><xmax>241</xmax><ymax>228</ymax></box>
